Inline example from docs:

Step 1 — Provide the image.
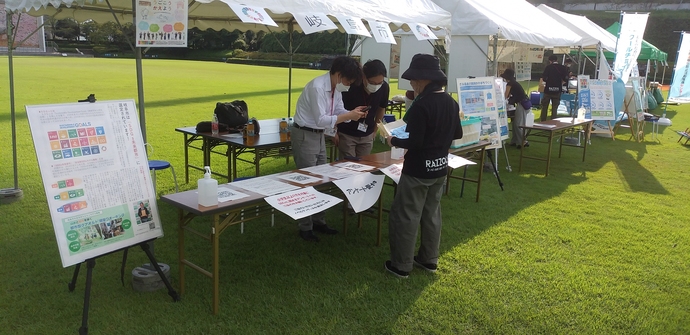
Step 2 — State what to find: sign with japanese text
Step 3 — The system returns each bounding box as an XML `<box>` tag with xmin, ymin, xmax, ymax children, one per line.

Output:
<box><xmin>334</xmin><ymin>15</ymin><xmax>370</xmax><ymax>37</ymax></box>
<box><xmin>264</xmin><ymin>187</ymin><xmax>342</xmax><ymax>220</ymax></box>
<box><xmin>135</xmin><ymin>0</ymin><xmax>188</xmax><ymax>47</ymax></box>
<box><xmin>456</xmin><ymin>77</ymin><xmax>503</xmax><ymax>149</ymax></box>
<box><xmin>578</xmin><ymin>76</ymin><xmax>615</xmax><ymax>120</ymax></box>
<box><xmin>26</xmin><ymin>100</ymin><xmax>163</xmax><ymax>268</ymax></box>
<box><xmin>370</xmin><ymin>20</ymin><xmax>396</xmax><ymax>44</ymax></box>
<box><xmin>293</xmin><ymin>12</ymin><xmax>337</xmax><ymax>35</ymax></box>
<box><xmin>669</xmin><ymin>32</ymin><xmax>690</xmax><ymax>102</ymax></box>
<box><xmin>613</xmin><ymin>13</ymin><xmax>649</xmax><ymax>84</ymax></box>
<box><xmin>332</xmin><ymin>173</ymin><xmax>385</xmax><ymax>214</ymax></box>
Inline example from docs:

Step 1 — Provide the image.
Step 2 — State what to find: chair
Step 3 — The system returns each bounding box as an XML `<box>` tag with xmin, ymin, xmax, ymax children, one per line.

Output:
<box><xmin>146</xmin><ymin>144</ymin><xmax>178</xmax><ymax>194</ymax></box>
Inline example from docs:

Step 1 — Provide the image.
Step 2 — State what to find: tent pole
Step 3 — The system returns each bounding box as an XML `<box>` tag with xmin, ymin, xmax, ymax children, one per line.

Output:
<box><xmin>8</xmin><ymin>12</ymin><xmax>17</xmax><ymax>190</ymax></box>
<box><xmin>492</xmin><ymin>34</ymin><xmax>498</xmax><ymax>77</ymax></box>
<box><xmin>288</xmin><ymin>21</ymin><xmax>293</xmax><ymax>118</ymax></box>
<box><xmin>2</xmin><ymin>11</ymin><xmax>23</xmax><ymax>203</ymax></box>
<box><xmin>131</xmin><ymin>0</ymin><xmax>146</xmax><ymax>142</ymax></box>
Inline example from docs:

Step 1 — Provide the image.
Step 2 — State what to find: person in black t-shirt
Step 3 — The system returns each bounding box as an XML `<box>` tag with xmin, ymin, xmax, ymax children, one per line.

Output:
<box><xmin>337</xmin><ymin>59</ymin><xmax>390</xmax><ymax>159</ymax></box>
<box><xmin>539</xmin><ymin>55</ymin><xmax>568</xmax><ymax>121</ymax></box>
<box><xmin>501</xmin><ymin>69</ymin><xmax>530</xmax><ymax>148</ymax></box>
<box><xmin>382</xmin><ymin>54</ymin><xmax>463</xmax><ymax>278</ymax></box>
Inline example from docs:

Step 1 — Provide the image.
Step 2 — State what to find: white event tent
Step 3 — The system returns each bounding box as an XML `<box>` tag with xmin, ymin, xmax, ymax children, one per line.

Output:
<box><xmin>426</xmin><ymin>0</ymin><xmax>583</xmax><ymax>92</ymax></box>
<box><xmin>3</xmin><ymin>0</ymin><xmax>451</xmax><ymax>194</ymax></box>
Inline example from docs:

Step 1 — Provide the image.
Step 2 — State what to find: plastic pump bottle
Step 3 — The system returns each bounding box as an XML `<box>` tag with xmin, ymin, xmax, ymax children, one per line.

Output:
<box><xmin>197</xmin><ymin>166</ymin><xmax>218</xmax><ymax>207</ymax></box>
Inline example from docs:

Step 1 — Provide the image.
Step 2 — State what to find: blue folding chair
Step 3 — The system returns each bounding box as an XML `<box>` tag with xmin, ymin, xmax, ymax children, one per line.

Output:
<box><xmin>146</xmin><ymin>144</ymin><xmax>178</xmax><ymax>194</ymax></box>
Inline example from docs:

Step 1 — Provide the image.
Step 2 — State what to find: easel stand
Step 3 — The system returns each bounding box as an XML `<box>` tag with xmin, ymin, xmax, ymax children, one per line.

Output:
<box><xmin>459</xmin><ymin>149</ymin><xmax>505</xmax><ymax>198</ymax></box>
<box><xmin>68</xmin><ymin>240</ymin><xmax>180</xmax><ymax>335</ymax></box>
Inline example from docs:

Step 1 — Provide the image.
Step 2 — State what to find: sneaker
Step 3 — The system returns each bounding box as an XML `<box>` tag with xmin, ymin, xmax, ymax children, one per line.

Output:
<box><xmin>312</xmin><ymin>224</ymin><xmax>338</xmax><ymax>235</ymax></box>
<box><xmin>299</xmin><ymin>230</ymin><xmax>319</xmax><ymax>242</ymax></box>
<box><xmin>384</xmin><ymin>261</ymin><xmax>409</xmax><ymax>278</ymax></box>
<box><xmin>413</xmin><ymin>257</ymin><xmax>438</xmax><ymax>273</ymax></box>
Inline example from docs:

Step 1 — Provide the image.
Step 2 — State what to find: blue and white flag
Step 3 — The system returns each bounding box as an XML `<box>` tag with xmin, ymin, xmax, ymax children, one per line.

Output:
<box><xmin>613</xmin><ymin>13</ymin><xmax>649</xmax><ymax>84</ymax></box>
<box><xmin>669</xmin><ymin>32</ymin><xmax>690</xmax><ymax>102</ymax></box>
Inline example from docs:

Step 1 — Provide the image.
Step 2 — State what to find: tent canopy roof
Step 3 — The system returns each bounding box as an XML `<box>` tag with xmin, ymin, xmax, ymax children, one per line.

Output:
<box><xmin>606</xmin><ymin>22</ymin><xmax>668</xmax><ymax>62</ymax></box>
<box><xmin>537</xmin><ymin>4</ymin><xmax>617</xmax><ymax>51</ymax></box>
<box><xmin>431</xmin><ymin>0</ymin><xmax>582</xmax><ymax>47</ymax></box>
<box><xmin>6</xmin><ymin>0</ymin><xmax>451</xmax><ymax>33</ymax></box>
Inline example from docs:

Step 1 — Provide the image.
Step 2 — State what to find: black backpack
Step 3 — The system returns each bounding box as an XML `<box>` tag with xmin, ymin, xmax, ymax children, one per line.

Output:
<box><xmin>214</xmin><ymin>100</ymin><xmax>248</xmax><ymax>129</ymax></box>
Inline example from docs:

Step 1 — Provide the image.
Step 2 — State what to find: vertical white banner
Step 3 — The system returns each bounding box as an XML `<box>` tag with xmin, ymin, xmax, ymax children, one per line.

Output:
<box><xmin>136</xmin><ymin>0</ymin><xmax>188</xmax><ymax>47</ymax></box>
<box><xmin>613</xmin><ymin>13</ymin><xmax>649</xmax><ymax>83</ymax></box>
<box><xmin>669</xmin><ymin>32</ymin><xmax>690</xmax><ymax>101</ymax></box>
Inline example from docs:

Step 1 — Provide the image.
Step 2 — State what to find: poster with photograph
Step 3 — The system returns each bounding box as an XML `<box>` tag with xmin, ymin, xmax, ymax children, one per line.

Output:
<box><xmin>26</xmin><ymin>100</ymin><xmax>163</xmax><ymax>268</ymax></box>
<box><xmin>456</xmin><ymin>77</ymin><xmax>502</xmax><ymax>149</ymax></box>
<box><xmin>584</xmin><ymin>78</ymin><xmax>615</xmax><ymax>120</ymax></box>
<box><xmin>136</xmin><ymin>0</ymin><xmax>188</xmax><ymax>47</ymax></box>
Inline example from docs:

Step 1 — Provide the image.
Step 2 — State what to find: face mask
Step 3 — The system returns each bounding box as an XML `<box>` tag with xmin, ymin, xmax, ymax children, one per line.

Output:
<box><xmin>335</xmin><ymin>82</ymin><xmax>350</xmax><ymax>92</ymax></box>
<box><xmin>366</xmin><ymin>83</ymin><xmax>382</xmax><ymax>93</ymax></box>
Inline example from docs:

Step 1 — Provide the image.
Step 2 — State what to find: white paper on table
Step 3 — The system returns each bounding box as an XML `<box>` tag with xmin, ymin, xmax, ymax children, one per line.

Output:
<box><xmin>230</xmin><ymin>176</ymin><xmax>301</xmax><ymax>196</ymax></box>
<box><xmin>216</xmin><ymin>186</ymin><xmax>250</xmax><ymax>202</ymax></box>
<box><xmin>300</xmin><ymin>164</ymin><xmax>364</xmax><ymax>179</ymax></box>
<box><xmin>333</xmin><ymin>161</ymin><xmax>376</xmax><ymax>172</ymax></box>
<box><xmin>264</xmin><ymin>187</ymin><xmax>342</xmax><ymax>220</ymax></box>
<box><xmin>332</xmin><ymin>173</ymin><xmax>386</xmax><ymax>213</ymax></box>
<box><xmin>380</xmin><ymin>163</ymin><xmax>403</xmax><ymax>184</ymax></box>
<box><xmin>277</xmin><ymin>172</ymin><xmax>323</xmax><ymax>185</ymax></box>
<box><xmin>447</xmin><ymin>154</ymin><xmax>477</xmax><ymax>169</ymax></box>
<box><xmin>221</xmin><ymin>133</ymin><xmax>243</xmax><ymax>138</ymax></box>
<box><xmin>534</xmin><ymin>123</ymin><xmax>557</xmax><ymax>128</ymax></box>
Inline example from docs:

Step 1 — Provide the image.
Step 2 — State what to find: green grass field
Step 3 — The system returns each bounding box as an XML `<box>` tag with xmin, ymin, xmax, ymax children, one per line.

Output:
<box><xmin>1</xmin><ymin>56</ymin><xmax>689</xmax><ymax>334</ymax></box>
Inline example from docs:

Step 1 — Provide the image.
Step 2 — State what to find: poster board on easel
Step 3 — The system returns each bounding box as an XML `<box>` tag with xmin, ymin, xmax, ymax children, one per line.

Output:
<box><xmin>456</xmin><ymin>77</ymin><xmax>502</xmax><ymax>149</ymax></box>
<box><xmin>26</xmin><ymin>99</ymin><xmax>163</xmax><ymax>268</ymax></box>
<box><xmin>578</xmin><ymin>76</ymin><xmax>616</xmax><ymax>138</ymax></box>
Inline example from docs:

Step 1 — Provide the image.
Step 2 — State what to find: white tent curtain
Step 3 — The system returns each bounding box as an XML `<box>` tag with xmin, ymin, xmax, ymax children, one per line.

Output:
<box><xmin>537</xmin><ymin>4</ymin><xmax>617</xmax><ymax>51</ymax></box>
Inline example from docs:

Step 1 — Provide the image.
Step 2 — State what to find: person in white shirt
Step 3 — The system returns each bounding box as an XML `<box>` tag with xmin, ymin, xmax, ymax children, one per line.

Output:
<box><xmin>291</xmin><ymin>56</ymin><xmax>368</xmax><ymax>242</ymax></box>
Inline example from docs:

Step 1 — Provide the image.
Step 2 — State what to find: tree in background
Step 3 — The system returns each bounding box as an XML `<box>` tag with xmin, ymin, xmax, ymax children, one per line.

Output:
<box><xmin>54</xmin><ymin>18</ymin><xmax>80</xmax><ymax>41</ymax></box>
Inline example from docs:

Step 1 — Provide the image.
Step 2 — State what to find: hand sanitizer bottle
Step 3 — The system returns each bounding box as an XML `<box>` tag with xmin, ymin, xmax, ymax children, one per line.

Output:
<box><xmin>197</xmin><ymin>166</ymin><xmax>218</xmax><ymax>207</ymax></box>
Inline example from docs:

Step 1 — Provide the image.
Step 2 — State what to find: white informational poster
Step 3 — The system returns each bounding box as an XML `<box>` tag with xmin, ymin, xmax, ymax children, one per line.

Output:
<box><xmin>332</xmin><ymin>173</ymin><xmax>386</xmax><ymax>213</ymax></box>
<box><xmin>26</xmin><ymin>100</ymin><xmax>163</xmax><ymax>268</ymax></box>
<box><xmin>264</xmin><ymin>187</ymin><xmax>343</xmax><ymax>220</ymax></box>
<box><xmin>493</xmin><ymin>77</ymin><xmax>510</xmax><ymax>141</ymax></box>
<box><xmin>380</xmin><ymin>164</ymin><xmax>403</xmax><ymax>184</ymax></box>
<box><xmin>293</xmin><ymin>12</ymin><xmax>337</xmax><ymax>34</ymax></box>
<box><xmin>135</xmin><ymin>0</ymin><xmax>188</xmax><ymax>47</ymax></box>
<box><xmin>613</xmin><ymin>13</ymin><xmax>649</xmax><ymax>84</ymax></box>
<box><xmin>588</xmin><ymin>79</ymin><xmax>616</xmax><ymax>120</ymax></box>
<box><xmin>300</xmin><ymin>164</ymin><xmax>364</xmax><ymax>180</ymax></box>
<box><xmin>514</xmin><ymin>62</ymin><xmax>532</xmax><ymax>82</ymax></box>
<box><xmin>456</xmin><ymin>77</ymin><xmax>503</xmax><ymax>149</ymax></box>
<box><xmin>669</xmin><ymin>32</ymin><xmax>690</xmax><ymax>102</ymax></box>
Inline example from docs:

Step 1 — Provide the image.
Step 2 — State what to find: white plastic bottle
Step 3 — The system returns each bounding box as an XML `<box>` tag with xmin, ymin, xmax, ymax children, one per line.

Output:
<box><xmin>211</xmin><ymin>113</ymin><xmax>219</xmax><ymax>136</ymax></box>
<box><xmin>197</xmin><ymin>166</ymin><xmax>218</xmax><ymax>207</ymax></box>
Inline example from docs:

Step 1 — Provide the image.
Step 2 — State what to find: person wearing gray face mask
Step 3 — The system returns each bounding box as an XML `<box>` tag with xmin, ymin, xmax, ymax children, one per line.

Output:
<box><xmin>336</xmin><ymin>59</ymin><xmax>390</xmax><ymax>160</ymax></box>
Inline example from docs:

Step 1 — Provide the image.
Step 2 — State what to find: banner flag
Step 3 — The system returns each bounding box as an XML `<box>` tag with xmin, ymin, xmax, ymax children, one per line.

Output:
<box><xmin>613</xmin><ymin>13</ymin><xmax>649</xmax><ymax>84</ymax></box>
<box><xmin>669</xmin><ymin>32</ymin><xmax>690</xmax><ymax>102</ymax></box>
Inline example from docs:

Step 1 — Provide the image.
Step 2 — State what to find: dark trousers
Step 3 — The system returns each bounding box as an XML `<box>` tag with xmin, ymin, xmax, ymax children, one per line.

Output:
<box><xmin>540</xmin><ymin>92</ymin><xmax>561</xmax><ymax>121</ymax></box>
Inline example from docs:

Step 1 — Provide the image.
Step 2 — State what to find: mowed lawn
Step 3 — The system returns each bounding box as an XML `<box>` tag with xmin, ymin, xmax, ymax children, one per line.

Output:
<box><xmin>1</xmin><ymin>56</ymin><xmax>689</xmax><ymax>334</ymax></box>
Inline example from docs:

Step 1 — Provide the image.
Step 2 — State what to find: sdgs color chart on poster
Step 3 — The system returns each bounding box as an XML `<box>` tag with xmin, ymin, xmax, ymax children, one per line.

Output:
<box><xmin>26</xmin><ymin>100</ymin><xmax>163</xmax><ymax>268</ymax></box>
<box><xmin>135</xmin><ymin>0</ymin><xmax>188</xmax><ymax>47</ymax></box>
